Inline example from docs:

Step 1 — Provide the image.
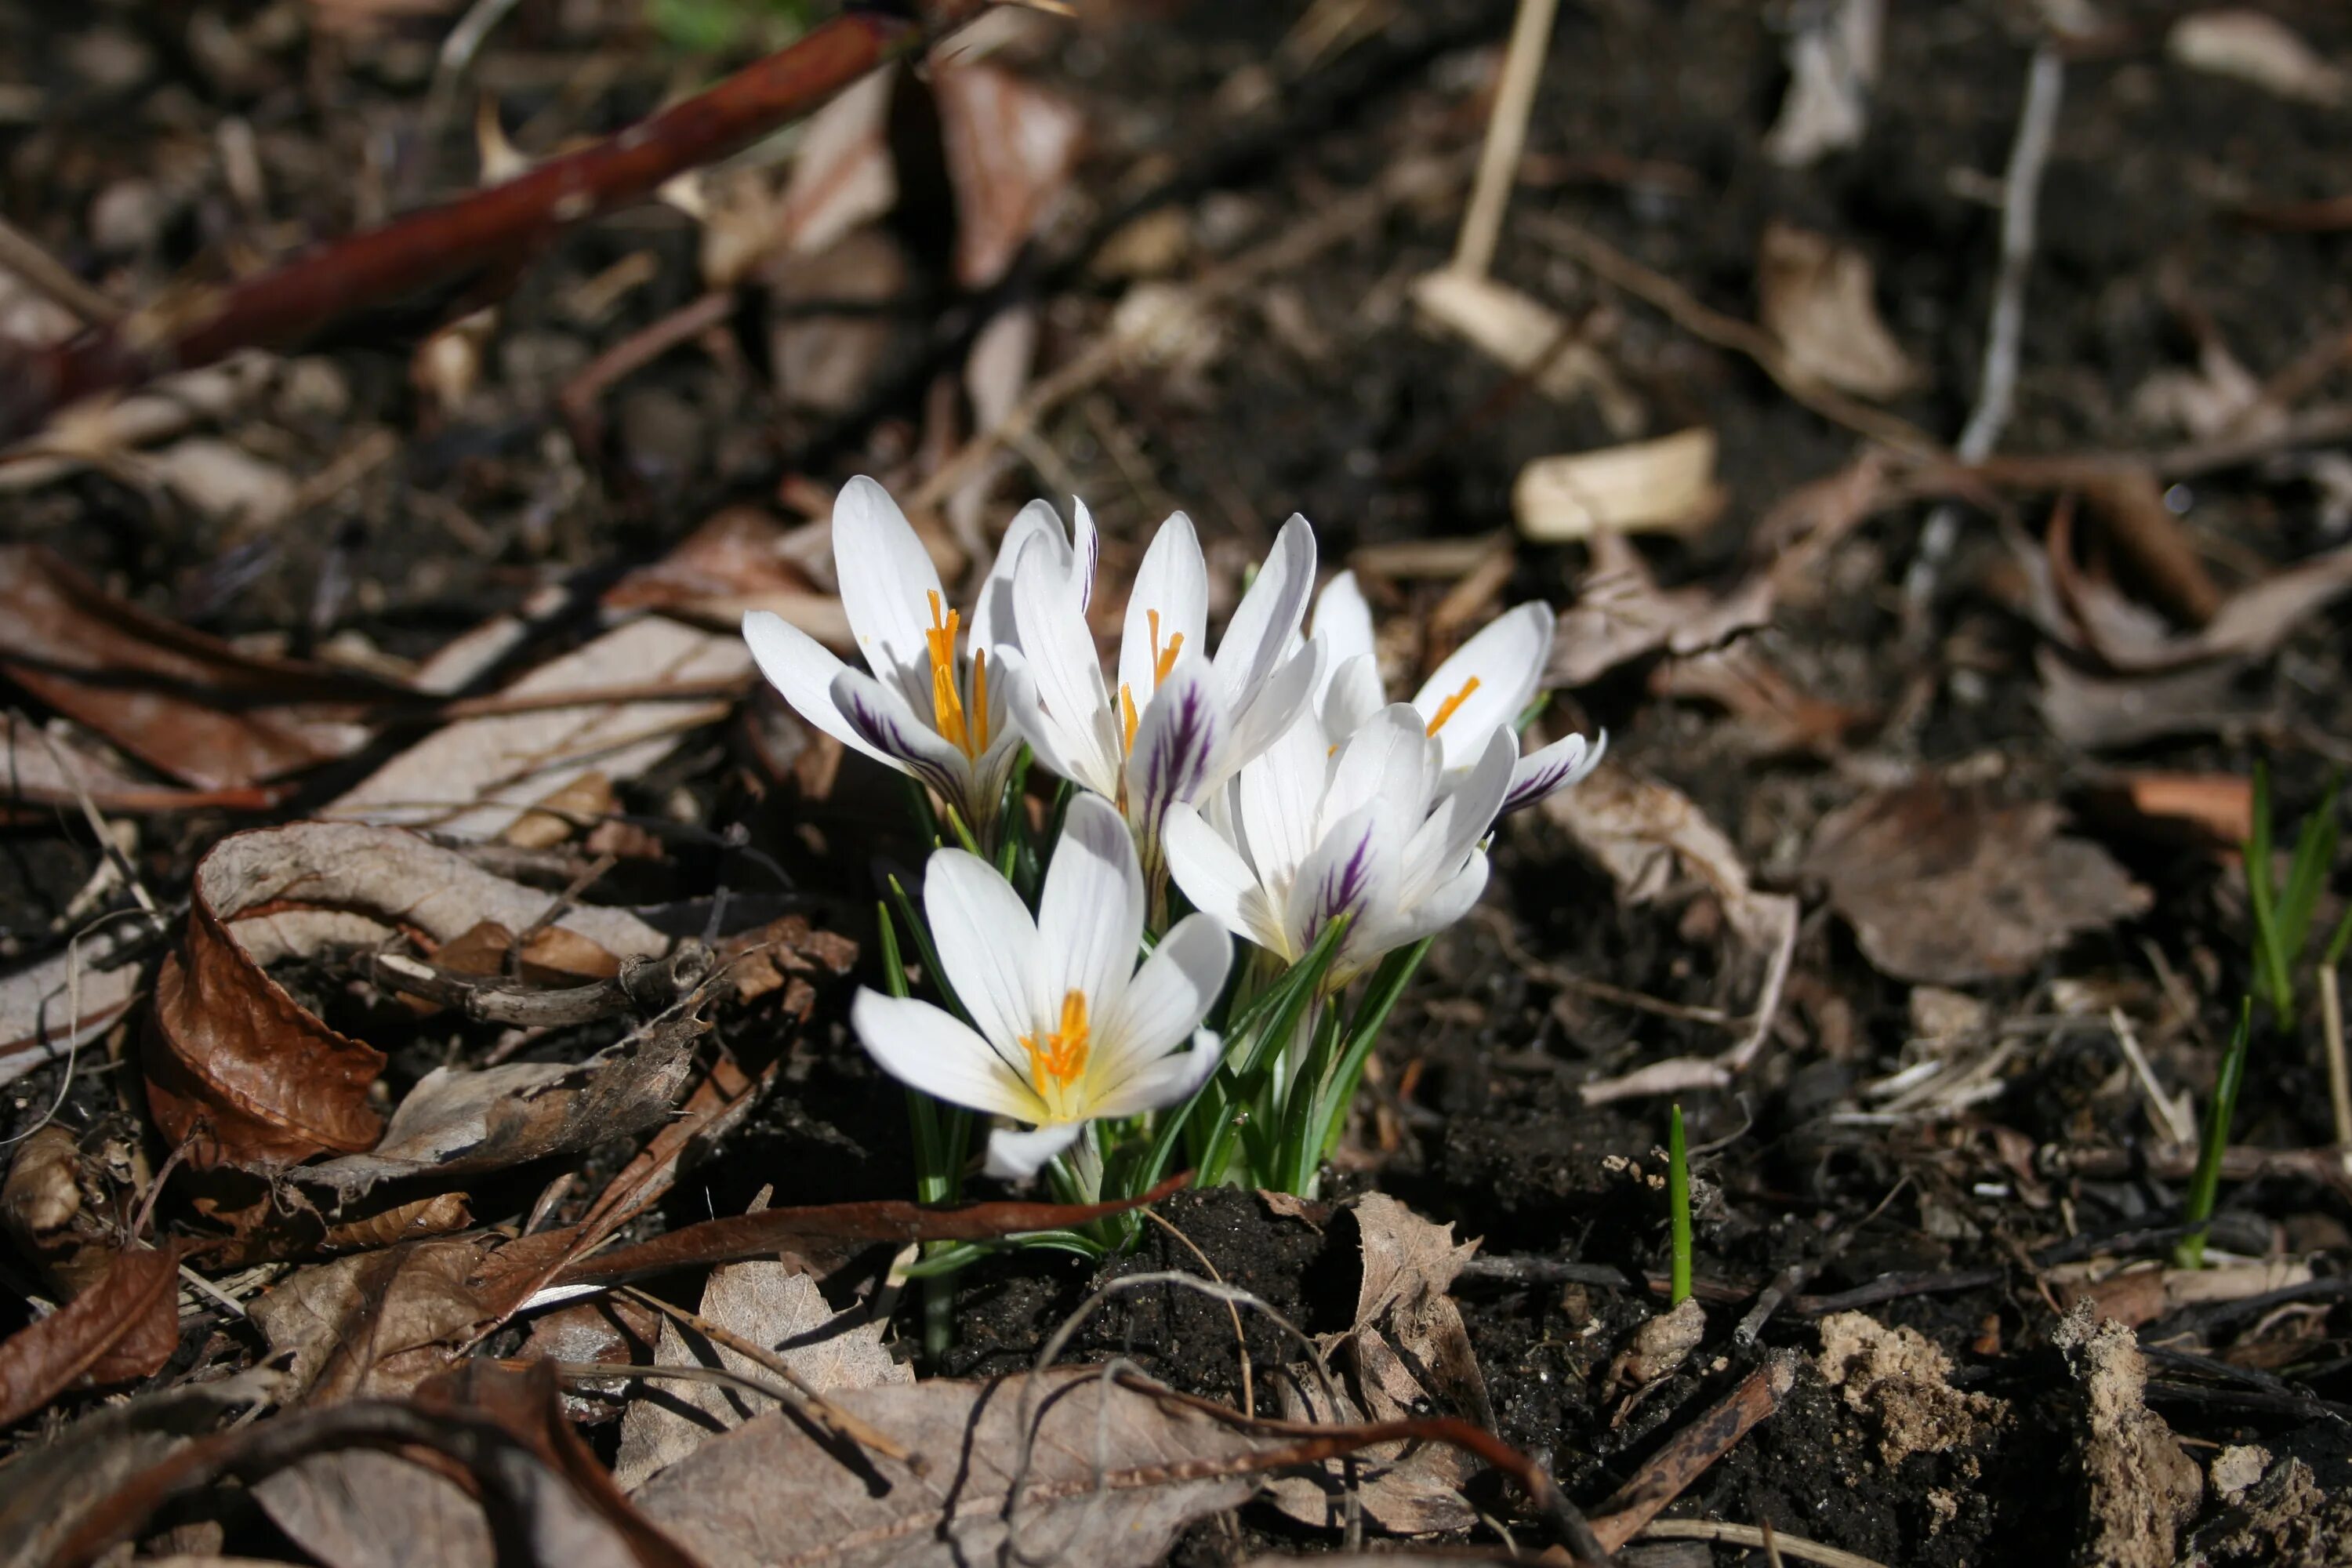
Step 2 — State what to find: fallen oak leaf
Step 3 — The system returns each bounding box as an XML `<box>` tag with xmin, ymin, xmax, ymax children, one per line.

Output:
<box><xmin>0</xmin><ymin>1241</ymin><xmax>192</xmax><ymax>1428</ymax></box>
<box><xmin>145</xmin><ymin>821</ymin><xmax>673</xmax><ymax>1171</ymax></box>
<box><xmin>0</xmin><ymin>713</ymin><xmax>290</xmax><ymax>817</ymax></box>
<box><xmin>1805</xmin><ymin>779</ymin><xmax>2151</xmax><ymax>986</ymax></box>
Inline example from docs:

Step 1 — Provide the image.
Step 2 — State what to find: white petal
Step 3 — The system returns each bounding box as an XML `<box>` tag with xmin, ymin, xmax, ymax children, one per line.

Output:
<box><xmin>1123</xmin><ymin>654</ymin><xmax>1231</xmax><ymax>855</ymax></box>
<box><xmin>1233</xmin><ymin>716</ymin><xmax>1329</xmax><ymax>902</ymax></box>
<box><xmin>742</xmin><ymin>610</ymin><xmax>899</xmax><ymax>769</ymax></box>
<box><xmin>1359</xmin><ymin>850</ymin><xmax>1489</xmax><ymax>971</ymax></box>
<box><xmin>970</xmin><ymin>499</ymin><xmax>1069</xmax><ymax>655</ymax></box>
<box><xmin>1285</xmin><ymin>800</ymin><xmax>1401</xmax><ymax>962</ymax></box>
<box><xmin>1011</xmin><ymin>535</ymin><xmax>1123</xmax><ymax>795</ymax></box>
<box><xmin>921</xmin><ymin>848</ymin><xmax>1044</xmax><ymax>1062</ymax></box>
<box><xmin>1403</xmin><ymin>724</ymin><xmax>1513</xmax><ymax>905</ymax></box>
<box><xmin>984</xmin><ymin>1121</ymin><xmax>1085</xmax><ymax>1181</ymax></box>
<box><xmin>1320</xmin><ymin>652</ymin><xmax>1386</xmax><ymax>746</ymax></box>
<box><xmin>1212</xmin><ymin>514</ymin><xmax>1316</xmax><ymax>713</ymax></box>
<box><xmin>1165</xmin><ymin>804</ymin><xmax>1290</xmax><ymax>956</ymax></box>
<box><xmin>1502</xmin><ymin>729</ymin><xmax>1606</xmax><ymax>816</ymax></box>
<box><xmin>1412</xmin><ymin>601</ymin><xmax>1554</xmax><ymax>771</ymax></box>
<box><xmin>1323</xmin><ymin>704</ymin><xmax>1434</xmax><ymax>834</ymax></box>
<box><xmin>832</xmin><ymin>476</ymin><xmax>948</xmax><ymax>716</ymax></box>
<box><xmin>1096</xmin><ymin>914</ymin><xmax>1232</xmax><ymax>1086</ymax></box>
<box><xmin>1118</xmin><ymin>512</ymin><xmax>1209</xmax><ymax>708</ymax></box>
<box><xmin>1087</xmin><ymin>1029</ymin><xmax>1224</xmax><ymax>1120</ymax></box>
<box><xmin>1311</xmin><ymin>570</ymin><xmax>1376</xmax><ymax>667</ymax></box>
<box><xmin>851</xmin><ymin>989</ymin><xmax>1041</xmax><ymax>1120</ymax></box>
<box><xmin>1219</xmin><ymin>637</ymin><xmax>1324</xmax><ymax>793</ymax></box>
<box><xmin>994</xmin><ymin>646</ymin><xmax>1112</xmax><ymax>800</ymax></box>
<box><xmin>1072</xmin><ymin>496</ymin><xmax>1101</xmax><ymax>613</ymax></box>
<box><xmin>1036</xmin><ymin>793</ymin><xmax>1145</xmax><ymax>1022</ymax></box>
<box><xmin>829</xmin><ymin>667</ymin><xmax>967</xmax><ymax>805</ymax></box>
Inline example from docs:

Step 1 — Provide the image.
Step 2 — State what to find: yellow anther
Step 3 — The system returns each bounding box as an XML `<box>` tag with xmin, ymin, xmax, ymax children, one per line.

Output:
<box><xmin>924</xmin><ymin>590</ymin><xmax>984</xmax><ymax>759</ymax></box>
<box><xmin>1148</xmin><ymin>609</ymin><xmax>1185</xmax><ymax>685</ymax></box>
<box><xmin>1021</xmin><ymin>989</ymin><xmax>1091</xmax><ymax>1111</ymax></box>
<box><xmin>1120</xmin><ymin>683</ymin><xmax>1141</xmax><ymax>754</ymax></box>
<box><xmin>1425</xmin><ymin>675</ymin><xmax>1482</xmax><ymax>737</ymax></box>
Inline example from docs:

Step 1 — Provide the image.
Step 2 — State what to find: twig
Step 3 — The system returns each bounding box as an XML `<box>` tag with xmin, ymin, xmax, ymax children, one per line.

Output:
<box><xmin>0</xmin><ymin>1</ymin><xmax>1000</xmax><ymax>445</ymax></box>
<box><xmin>909</xmin><ymin>148</ymin><xmax>1473</xmax><ymax>514</ymax></box>
<box><xmin>364</xmin><ymin>942</ymin><xmax>711</xmax><ymax>1026</ymax></box>
<box><xmin>1522</xmin><ymin>213</ymin><xmax>1939</xmax><ymax>454</ymax></box>
<box><xmin>610</xmin><ymin>1287</ymin><xmax>916</xmax><ymax>1468</ymax></box>
<box><xmin>2322</xmin><ymin>967</ymin><xmax>2352</xmax><ymax>1174</ymax></box>
<box><xmin>2111</xmin><ymin>1005</ymin><xmax>2197</xmax><ymax>1148</ymax></box>
<box><xmin>1588</xmin><ymin>1354</ymin><xmax>1798</xmax><ymax>1552</ymax></box>
<box><xmin>1903</xmin><ymin>45</ymin><xmax>2064</xmax><ymax>617</ymax></box>
<box><xmin>0</xmin><ymin>214</ymin><xmax>122</xmax><ymax>328</ymax></box>
<box><xmin>1451</xmin><ymin>0</ymin><xmax>1561</xmax><ymax>279</ymax></box>
<box><xmin>1639</xmin><ymin>1520</ymin><xmax>1890</xmax><ymax>1568</ymax></box>
<box><xmin>1141</xmin><ymin>1208</ymin><xmax>1255</xmax><ymax>1418</ymax></box>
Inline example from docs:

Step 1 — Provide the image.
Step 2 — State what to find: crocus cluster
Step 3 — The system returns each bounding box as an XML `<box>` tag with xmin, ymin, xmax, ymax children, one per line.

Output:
<box><xmin>744</xmin><ymin>477</ymin><xmax>1602</xmax><ymax>1189</ymax></box>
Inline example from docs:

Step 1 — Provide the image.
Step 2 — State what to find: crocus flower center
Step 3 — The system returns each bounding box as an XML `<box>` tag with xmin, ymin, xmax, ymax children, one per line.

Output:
<box><xmin>1425</xmin><ymin>675</ymin><xmax>1482</xmax><ymax>737</ymax></box>
<box><xmin>925</xmin><ymin>590</ymin><xmax>988</xmax><ymax>760</ymax></box>
<box><xmin>1021</xmin><ymin>988</ymin><xmax>1091</xmax><ymax>1119</ymax></box>
<box><xmin>1117</xmin><ymin>608</ymin><xmax>1186</xmax><ymax>754</ymax></box>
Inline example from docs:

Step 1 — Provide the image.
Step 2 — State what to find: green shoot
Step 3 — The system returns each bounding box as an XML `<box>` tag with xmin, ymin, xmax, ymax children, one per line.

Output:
<box><xmin>1668</xmin><ymin>1103</ymin><xmax>1693</xmax><ymax>1307</ymax></box>
<box><xmin>2174</xmin><ymin>998</ymin><xmax>2252</xmax><ymax>1271</ymax></box>
<box><xmin>2245</xmin><ymin>762</ymin><xmax>2344</xmax><ymax>1025</ymax></box>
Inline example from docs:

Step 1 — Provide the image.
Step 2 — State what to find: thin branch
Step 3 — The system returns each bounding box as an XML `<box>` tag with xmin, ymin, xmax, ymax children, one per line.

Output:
<box><xmin>1904</xmin><ymin>44</ymin><xmax>2064</xmax><ymax>614</ymax></box>
<box><xmin>0</xmin><ymin>214</ymin><xmax>123</xmax><ymax>327</ymax></box>
<box><xmin>0</xmin><ymin>1</ymin><xmax>1000</xmax><ymax>445</ymax></box>
<box><xmin>1451</xmin><ymin>0</ymin><xmax>1562</xmax><ymax>279</ymax></box>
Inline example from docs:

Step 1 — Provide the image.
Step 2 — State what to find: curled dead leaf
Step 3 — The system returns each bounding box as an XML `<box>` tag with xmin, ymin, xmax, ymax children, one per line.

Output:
<box><xmin>0</xmin><ymin>1241</ymin><xmax>190</xmax><ymax>1428</ymax></box>
<box><xmin>144</xmin><ymin>822</ymin><xmax>672</xmax><ymax>1171</ymax></box>
<box><xmin>1758</xmin><ymin>223</ymin><xmax>1917</xmax><ymax>400</ymax></box>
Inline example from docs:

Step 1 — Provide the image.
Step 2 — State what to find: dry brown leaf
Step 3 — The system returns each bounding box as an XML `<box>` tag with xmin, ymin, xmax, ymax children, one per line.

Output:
<box><xmin>629</xmin><ymin>1368</ymin><xmax>1266</xmax><ymax>1567</ymax></box>
<box><xmin>0</xmin><ymin>918</ymin><xmax>152</xmax><ymax>1091</ymax></box>
<box><xmin>0</xmin><ymin>545</ymin><xmax>386</xmax><ymax>790</ymax></box>
<box><xmin>0</xmin><ymin>1241</ymin><xmax>188</xmax><ymax>1427</ymax></box>
<box><xmin>775</xmin><ymin>68</ymin><xmax>898</xmax><ymax>260</ymax></box>
<box><xmin>2090</xmin><ymin>771</ymin><xmax>2254</xmax><ymax>851</ymax></box>
<box><xmin>1408</xmin><ymin>270</ymin><xmax>1645</xmax><ymax>434</ymax></box>
<box><xmin>2022</xmin><ymin>523</ymin><xmax>2352</xmax><ymax>676</ymax></box>
<box><xmin>766</xmin><ymin>229</ymin><xmax>916</xmax><ymax>419</ymax></box>
<box><xmin>254</xmin><ymin>1450</ymin><xmax>494</xmax><ymax>1568</ymax></box>
<box><xmin>1648</xmin><ymin>643</ymin><xmax>1867</xmax><ymax>758</ymax></box>
<box><xmin>144</xmin><ymin>822</ymin><xmax>670</xmax><ymax>1171</ymax></box>
<box><xmin>1270</xmin><ymin>1194</ymin><xmax>1493</xmax><ymax>1535</ymax></box>
<box><xmin>2169</xmin><ymin>9</ymin><xmax>2347</xmax><ymax>105</ymax></box>
<box><xmin>1757</xmin><ymin>222</ymin><xmax>1917</xmax><ymax>400</ymax></box>
<box><xmin>932</xmin><ymin>63</ymin><xmax>1085</xmax><ymax>291</ymax></box>
<box><xmin>613</xmin><ymin>1258</ymin><xmax>911</xmax><ymax>1489</ymax></box>
<box><xmin>1804</xmin><ymin>780</ymin><xmax>2151</xmax><ymax>986</ymax></box>
<box><xmin>601</xmin><ymin>507</ymin><xmax>825</xmax><ymax>617</ymax></box>
<box><xmin>1546</xmin><ymin>531</ymin><xmax>1773</xmax><ymax>688</ymax></box>
<box><xmin>1541</xmin><ymin>764</ymin><xmax>1800</xmax><ymax>1099</ymax></box>
<box><xmin>249</xmin><ymin>1229</ymin><xmax>575</xmax><ymax>1403</ymax></box>
<box><xmin>325</xmin><ymin>615</ymin><xmax>750</xmax><ymax>841</ymax></box>
<box><xmin>2036</xmin><ymin>647</ymin><xmax>2267</xmax><ymax>750</ymax></box>
<box><xmin>295</xmin><ymin>1015</ymin><xmax>702</xmax><ymax>1199</ymax></box>
<box><xmin>318</xmin><ymin>1193</ymin><xmax>474</xmax><ymax>1251</ymax></box>
<box><xmin>0</xmin><ymin>1368</ymin><xmax>288</xmax><ymax>1568</ymax></box>
<box><xmin>0</xmin><ymin>714</ymin><xmax>288</xmax><ymax>815</ymax></box>
<box><xmin>1</xmin><ymin>1124</ymin><xmax>120</xmax><ymax>1297</ymax></box>
<box><xmin>1514</xmin><ymin>429</ymin><xmax>1725</xmax><ymax>542</ymax></box>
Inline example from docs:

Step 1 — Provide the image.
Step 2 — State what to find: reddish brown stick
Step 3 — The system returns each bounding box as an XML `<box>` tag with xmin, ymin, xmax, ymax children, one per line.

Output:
<box><xmin>1588</xmin><ymin>1354</ymin><xmax>1796</xmax><ymax>1552</ymax></box>
<box><xmin>0</xmin><ymin>1</ymin><xmax>992</xmax><ymax>445</ymax></box>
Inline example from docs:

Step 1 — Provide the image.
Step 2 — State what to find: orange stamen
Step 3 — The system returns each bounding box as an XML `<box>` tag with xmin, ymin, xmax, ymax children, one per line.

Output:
<box><xmin>925</xmin><ymin>590</ymin><xmax>982</xmax><ymax>759</ymax></box>
<box><xmin>1425</xmin><ymin>675</ymin><xmax>1482</xmax><ymax>736</ymax></box>
<box><xmin>1120</xmin><ymin>683</ymin><xmax>1141</xmax><ymax>754</ymax></box>
<box><xmin>1021</xmin><ymin>989</ymin><xmax>1091</xmax><ymax>1109</ymax></box>
<box><xmin>1148</xmin><ymin>609</ymin><xmax>1185</xmax><ymax>684</ymax></box>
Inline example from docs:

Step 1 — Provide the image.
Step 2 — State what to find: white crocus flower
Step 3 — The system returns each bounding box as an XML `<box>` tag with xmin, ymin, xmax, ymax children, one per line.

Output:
<box><xmin>850</xmin><ymin>793</ymin><xmax>1232</xmax><ymax>1179</ymax></box>
<box><xmin>1163</xmin><ymin>702</ymin><xmax>1516</xmax><ymax>982</ymax></box>
<box><xmin>996</xmin><ymin>509</ymin><xmax>1324</xmax><ymax>878</ymax></box>
<box><xmin>742</xmin><ymin>477</ymin><xmax>1091</xmax><ymax>838</ymax></box>
<box><xmin>1310</xmin><ymin>572</ymin><xmax>1605</xmax><ymax>816</ymax></box>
